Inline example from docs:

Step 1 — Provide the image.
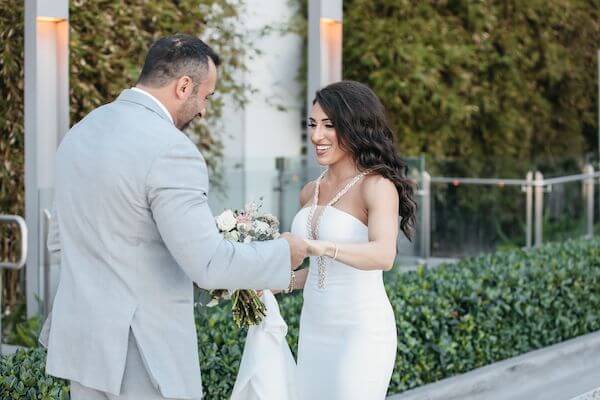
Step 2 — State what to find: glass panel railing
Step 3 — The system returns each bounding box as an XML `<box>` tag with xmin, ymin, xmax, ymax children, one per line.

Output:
<box><xmin>429</xmin><ymin>182</ymin><xmax>527</xmax><ymax>258</ymax></box>
<box><xmin>542</xmin><ymin>180</ymin><xmax>588</xmax><ymax>243</ymax></box>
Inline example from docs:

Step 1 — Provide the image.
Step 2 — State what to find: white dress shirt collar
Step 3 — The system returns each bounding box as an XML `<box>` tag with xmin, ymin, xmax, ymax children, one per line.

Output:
<box><xmin>131</xmin><ymin>87</ymin><xmax>174</xmax><ymax>124</ymax></box>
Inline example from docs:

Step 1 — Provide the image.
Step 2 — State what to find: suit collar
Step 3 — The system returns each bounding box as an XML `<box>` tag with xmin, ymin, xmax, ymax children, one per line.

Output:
<box><xmin>116</xmin><ymin>88</ymin><xmax>174</xmax><ymax>124</ymax></box>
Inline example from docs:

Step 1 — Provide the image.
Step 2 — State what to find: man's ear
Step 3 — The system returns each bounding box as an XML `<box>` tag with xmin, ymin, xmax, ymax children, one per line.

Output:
<box><xmin>175</xmin><ymin>76</ymin><xmax>193</xmax><ymax>100</ymax></box>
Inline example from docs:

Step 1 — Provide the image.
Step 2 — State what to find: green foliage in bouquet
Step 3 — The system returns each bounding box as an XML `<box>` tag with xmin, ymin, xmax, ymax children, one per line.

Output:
<box><xmin>230</xmin><ymin>290</ymin><xmax>267</xmax><ymax>328</ymax></box>
<box><xmin>3</xmin><ymin>236</ymin><xmax>600</xmax><ymax>398</ymax></box>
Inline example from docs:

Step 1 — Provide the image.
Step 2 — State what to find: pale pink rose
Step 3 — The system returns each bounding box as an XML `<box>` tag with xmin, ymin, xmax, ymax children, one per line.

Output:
<box><xmin>236</xmin><ymin>214</ymin><xmax>252</xmax><ymax>224</ymax></box>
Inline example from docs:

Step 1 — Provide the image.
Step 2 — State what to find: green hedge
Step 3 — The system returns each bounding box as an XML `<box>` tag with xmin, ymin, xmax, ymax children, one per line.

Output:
<box><xmin>0</xmin><ymin>348</ymin><xmax>68</xmax><ymax>400</ymax></box>
<box><xmin>2</xmin><ymin>236</ymin><xmax>599</xmax><ymax>398</ymax></box>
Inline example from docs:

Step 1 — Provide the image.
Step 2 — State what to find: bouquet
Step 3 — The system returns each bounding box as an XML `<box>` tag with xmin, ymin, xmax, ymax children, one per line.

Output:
<box><xmin>208</xmin><ymin>199</ymin><xmax>281</xmax><ymax>328</ymax></box>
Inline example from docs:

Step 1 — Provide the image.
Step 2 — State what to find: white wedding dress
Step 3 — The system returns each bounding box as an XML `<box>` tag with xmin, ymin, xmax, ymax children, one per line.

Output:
<box><xmin>232</xmin><ymin>172</ymin><xmax>397</xmax><ymax>400</ymax></box>
<box><xmin>290</xmin><ymin>173</ymin><xmax>397</xmax><ymax>400</ymax></box>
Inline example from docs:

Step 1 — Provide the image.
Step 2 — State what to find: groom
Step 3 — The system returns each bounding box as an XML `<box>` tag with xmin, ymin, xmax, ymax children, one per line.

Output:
<box><xmin>40</xmin><ymin>34</ymin><xmax>307</xmax><ymax>399</ymax></box>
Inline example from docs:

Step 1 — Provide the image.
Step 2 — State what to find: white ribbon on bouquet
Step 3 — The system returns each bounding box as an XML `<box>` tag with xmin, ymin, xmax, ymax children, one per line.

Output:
<box><xmin>230</xmin><ymin>290</ymin><xmax>298</xmax><ymax>400</ymax></box>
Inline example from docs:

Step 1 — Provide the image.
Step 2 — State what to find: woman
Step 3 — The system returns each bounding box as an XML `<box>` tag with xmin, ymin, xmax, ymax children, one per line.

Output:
<box><xmin>289</xmin><ymin>80</ymin><xmax>416</xmax><ymax>399</ymax></box>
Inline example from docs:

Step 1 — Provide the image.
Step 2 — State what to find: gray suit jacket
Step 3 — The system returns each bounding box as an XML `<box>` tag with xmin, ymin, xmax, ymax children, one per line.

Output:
<box><xmin>41</xmin><ymin>89</ymin><xmax>291</xmax><ymax>398</ymax></box>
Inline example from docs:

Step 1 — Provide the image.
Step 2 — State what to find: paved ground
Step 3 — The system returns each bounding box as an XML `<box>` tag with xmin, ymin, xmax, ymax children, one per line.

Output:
<box><xmin>389</xmin><ymin>331</ymin><xmax>600</xmax><ymax>400</ymax></box>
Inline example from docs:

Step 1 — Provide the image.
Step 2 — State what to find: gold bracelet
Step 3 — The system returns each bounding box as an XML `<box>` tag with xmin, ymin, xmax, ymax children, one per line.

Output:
<box><xmin>285</xmin><ymin>270</ymin><xmax>296</xmax><ymax>293</ymax></box>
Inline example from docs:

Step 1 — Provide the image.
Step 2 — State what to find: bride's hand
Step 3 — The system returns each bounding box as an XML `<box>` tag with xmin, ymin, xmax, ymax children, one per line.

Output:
<box><xmin>306</xmin><ymin>240</ymin><xmax>333</xmax><ymax>257</ymax></box>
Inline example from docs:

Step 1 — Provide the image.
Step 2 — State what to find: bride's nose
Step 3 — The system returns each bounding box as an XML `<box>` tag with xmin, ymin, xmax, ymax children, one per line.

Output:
<box><xmin>311</xmin><ymin>124</ymin><xmax>325</xmax><ymax>143</ymax></box>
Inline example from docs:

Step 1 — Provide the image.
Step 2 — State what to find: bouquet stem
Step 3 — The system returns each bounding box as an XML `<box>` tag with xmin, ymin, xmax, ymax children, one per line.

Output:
<box><xmin>231</xmin><ymin>289</ymin><xmax>267</xmax><ymax>328</ymax></box>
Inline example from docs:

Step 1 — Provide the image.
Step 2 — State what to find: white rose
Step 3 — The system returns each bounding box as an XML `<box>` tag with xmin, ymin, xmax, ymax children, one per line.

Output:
<box><xmin>224</xmin><ymin>230</ymin><xmax>240</xmax><ymax>242</ymax></box>
<box><xmin>215</xmin><ymin>210</ymin><xmax>237</xmax><ymax>232</ymax></box>
<box><xmin>253</xmin><ymin>220</ymin><xmax>271</xmax><ymax>234</ymax></box>
<box><xmin>243</xmin><ymin>236</ymin><xmax>253</xmax><ymax>243</ymax></box>
<box><xmin>237</xmin><ymin>222</ymin><xmax>251</xmax><ymax>230</ymax></box>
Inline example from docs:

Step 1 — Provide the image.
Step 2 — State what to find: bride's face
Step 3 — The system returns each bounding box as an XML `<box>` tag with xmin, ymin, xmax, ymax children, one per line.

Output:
<box><xmin>308</xmin><ymin>102</ymin><xmax>349</xmax><ymax>166</ymax></box>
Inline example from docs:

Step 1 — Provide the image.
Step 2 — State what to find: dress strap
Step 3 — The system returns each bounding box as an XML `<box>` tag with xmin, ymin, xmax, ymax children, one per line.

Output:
<box><xmin>306</xmin><ymin>168</ymin><xmax>371</xmax><ymax>289</ymax></box>
<box><xmin>313</xmin><ymin>169</ymin><xmax>371</xmax><ymax>208</ymax></box>
<box><xmin>311</xmin><ymin>170</ymin><xmax>328</xmax><ymax>208</ymax></box>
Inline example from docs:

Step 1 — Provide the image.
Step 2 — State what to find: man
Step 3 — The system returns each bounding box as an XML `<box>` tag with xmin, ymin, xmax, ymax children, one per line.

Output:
<box><xmin>40</xmin><ymin>34</ymin><xmax>307</xmax><ymax>400</ymax></box>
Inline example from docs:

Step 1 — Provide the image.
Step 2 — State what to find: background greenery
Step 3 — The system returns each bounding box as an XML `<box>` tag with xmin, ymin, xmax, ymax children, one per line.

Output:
<box><xmin>287</xmin><ymin>0</ymin><xmax>600</xmax><ymax>255</ymax></box>
<box><xmin>0</xmin><ymin>0</ymin><xmax>253</xmax><ymax>324</ymax></box>
<box><xmin>341</xmin><ymin>0</ymin><xmax>600</xmax><ymax>255</ymax></box>
<box><xmin>342</xmin><ymin>0</ymin><xmax>599</xmax><ymax>177</ymax></box>
<box><xmin>3</xmin><ymin>236</ymin><xmax>600</xmax><ymax>398</ymax></box>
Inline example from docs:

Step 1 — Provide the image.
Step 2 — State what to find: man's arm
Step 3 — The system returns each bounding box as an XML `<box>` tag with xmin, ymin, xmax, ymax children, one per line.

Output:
<box><xmin>146</xmin><ymin>141</ymin><xmax>292</xmax><ymax>290</ymax></box>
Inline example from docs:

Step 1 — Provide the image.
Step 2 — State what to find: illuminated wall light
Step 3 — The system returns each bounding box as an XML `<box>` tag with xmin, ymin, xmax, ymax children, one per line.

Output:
<box><xmin>320</xmin><ymin>17</ymin><xmax>341</xmax><ymax>24</ymax></box>
<box><xmin>307</xmin><ymin>0</ymin><xmax>343</xmax><ymax>173</ymax></box>
<box><xmin>36</xmin><ymin>16</ymin><xmax>66</xmax><ymax>22</ymax></box>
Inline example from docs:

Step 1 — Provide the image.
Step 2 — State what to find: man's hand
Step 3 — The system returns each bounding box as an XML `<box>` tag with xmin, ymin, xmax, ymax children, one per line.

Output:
<box><xmin>280</xmin><ymin>232</ymin><xmax>308</xmax><ymax>269</ymax></box>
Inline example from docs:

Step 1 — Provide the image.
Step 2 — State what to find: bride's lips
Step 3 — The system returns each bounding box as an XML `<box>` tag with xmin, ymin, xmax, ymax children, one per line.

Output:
<box><xmin>315</xmin><ymin>144</ymin><xmax>332</xmax><ymax>157</ymax></box>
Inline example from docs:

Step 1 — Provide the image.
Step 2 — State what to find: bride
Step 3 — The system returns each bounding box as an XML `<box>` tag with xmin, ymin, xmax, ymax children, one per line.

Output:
<box><xmin>288</xmin><ymin>80</ymin><xmax>417</xmax><ymax>399</ymax></box>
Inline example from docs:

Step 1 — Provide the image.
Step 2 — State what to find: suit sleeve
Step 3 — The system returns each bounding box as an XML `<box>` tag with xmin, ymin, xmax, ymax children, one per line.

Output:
<box><xmin>146</xmin><ymin>142</ymin><xmax>291</xmax><ymax>290</ymax></box>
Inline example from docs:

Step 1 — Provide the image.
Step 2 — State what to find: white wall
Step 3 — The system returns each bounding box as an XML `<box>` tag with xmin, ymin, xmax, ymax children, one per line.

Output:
<box><xmin>209</xmin><ymin>0</ymin><xmax>304</xmax><ymax>217</ymax></box>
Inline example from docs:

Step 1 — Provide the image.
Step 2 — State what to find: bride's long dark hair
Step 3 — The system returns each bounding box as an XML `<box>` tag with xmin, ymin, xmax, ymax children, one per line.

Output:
<box><xmin>313</xmin><ymin>80</ymin><xmax>417</xmax><ymax>240</ymax></box>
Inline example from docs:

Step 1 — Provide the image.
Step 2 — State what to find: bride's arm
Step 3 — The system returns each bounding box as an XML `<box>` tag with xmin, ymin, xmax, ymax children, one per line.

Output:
<box><xmin>293</xmin><ymin>267</ymin><xmax>309</xmax><ymax>290</ymax></box>
<box><xmin>271</xmin><ymin>266</ymin><xmax>309</xmax><ymax>294</ymax></box>
<box><xmin>306</xmin><ymin>176</ymin><xmax>399</xmax><ymax>271</ymax></box>
<box><xmin>272</xmin><ymin>182</ymin><xmax>315</xmax><ymax>294</ymax></box>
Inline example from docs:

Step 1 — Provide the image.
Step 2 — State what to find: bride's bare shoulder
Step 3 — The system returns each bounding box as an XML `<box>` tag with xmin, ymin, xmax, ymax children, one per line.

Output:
<box><xmin>361</xmin><ymin>173</ymin><xmax>398</xmax><ymax>205</ymax></box>
<box><xmin>299</xmin><ymin>180</ymin><xmax>317</xmax><ymax>208</ymax></box>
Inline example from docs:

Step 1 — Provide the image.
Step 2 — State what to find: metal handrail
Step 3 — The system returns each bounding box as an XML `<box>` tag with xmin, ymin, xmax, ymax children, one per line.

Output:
<box><xmin>1</xmin><ymin>214</ymin><xmax>28</xmax><ymax>355</ymax></box>
<box><xmin>0</xmin><ymin>215</ymin><xmax>28</xmax><ymax>270</ymax></box>
<box><xmin>430</xmin><ymin>177</ymin><xmax>527</xmax><ymax>186</ymax></box>
<box><xmin>429</xmin><ymin>172</ymin><xmax>600</xmax><ymax>187</ymax></box>
<box><xmin>418</xmin><ymin>164</ymin><xmax>597</xmax><ymax>258</ymax></box>
<box><xmin>541</xmin><ymin>171</ymin><xmax>600</xmax><ymax>186</ymax></box>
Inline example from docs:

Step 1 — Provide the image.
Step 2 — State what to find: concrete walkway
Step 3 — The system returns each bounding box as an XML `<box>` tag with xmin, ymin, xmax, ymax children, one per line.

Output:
<box><xmin>388</xmin><ymin>330</ymin><xmax>600</xmax><ymax>400</ymax></box>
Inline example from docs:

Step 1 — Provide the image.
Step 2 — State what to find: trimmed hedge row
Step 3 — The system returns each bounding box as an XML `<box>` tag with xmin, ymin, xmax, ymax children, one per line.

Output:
<box><xmin>2</xmin><ymin>236</ymin><xmax>599</xmax><ymax>398</ymax></box>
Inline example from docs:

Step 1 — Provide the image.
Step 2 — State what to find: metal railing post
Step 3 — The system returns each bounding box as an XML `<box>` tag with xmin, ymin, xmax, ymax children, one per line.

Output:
<box><xmin>525</xmin><ymin>171</ymin><xmax>533</xmax><ymax>248</ymax></box>
<box><xmin>534</xmin><ymin>171</ymin><xmax>544</xmax><ymax>247</ymax></box>
<box><xmin>584</xmin><ymin>164</ymin><xmax>595</xmax><ymax>238</ymax></box>
<box><xmin>42</xmin><ymin>209</ymin><xmax>52</xmax><ymax>320</ymax></box>
<box><xmin>420</xmin><ymin>171</ymin><xmax>431</xmax><ymax>259</ymax></box>
<box><xmin>0</xmin><ymin>215</ymin><xmax>28</xmax><ymax>355</ymax></box>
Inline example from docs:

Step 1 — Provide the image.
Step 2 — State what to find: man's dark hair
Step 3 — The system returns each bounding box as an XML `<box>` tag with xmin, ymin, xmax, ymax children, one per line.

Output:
<box><xmin>137</xmin><ymin>34</ymin><xmax>221</xmax><ymax>87</ymax></box>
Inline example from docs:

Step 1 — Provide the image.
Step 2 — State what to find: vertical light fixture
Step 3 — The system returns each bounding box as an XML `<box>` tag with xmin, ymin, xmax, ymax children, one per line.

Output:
<box><xmin>306</xmin><ymin>0</ymin><xmax>343</xmax><ymax>176</ymax></box>
<box><xmin>24</xmin><ymin>0</ymin><xmax>69</xmax><ymax>317</ymax></box>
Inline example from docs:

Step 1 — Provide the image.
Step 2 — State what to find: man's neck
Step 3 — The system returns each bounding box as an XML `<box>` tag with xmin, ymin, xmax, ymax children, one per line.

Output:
<box><xmin>134</xmin><ymin>84</ymin><xmax>176</xmax><ymax>124</ymax></box>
